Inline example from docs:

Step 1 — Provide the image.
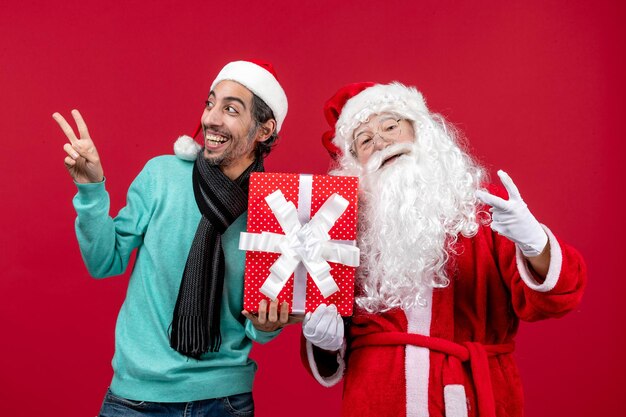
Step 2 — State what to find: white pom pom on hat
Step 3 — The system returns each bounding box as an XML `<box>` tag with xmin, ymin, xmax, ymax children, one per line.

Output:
<box><xmin>173</xmin><ymin>135</ymin><xmax>202</xmax><ymax>161</ymax></box>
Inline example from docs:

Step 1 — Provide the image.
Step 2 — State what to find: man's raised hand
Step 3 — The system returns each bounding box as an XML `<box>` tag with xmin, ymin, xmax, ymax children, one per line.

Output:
<box><xmin>53</xmin><ymin>109</ymin><xmax>104</xmax><ymax>183</ymax></box>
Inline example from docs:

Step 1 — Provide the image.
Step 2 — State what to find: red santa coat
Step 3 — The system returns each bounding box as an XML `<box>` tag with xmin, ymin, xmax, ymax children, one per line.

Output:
<box><xmin>303</xmin><ymin>223</ymin><xmax>586</xmax><ymax>417</ymax></box>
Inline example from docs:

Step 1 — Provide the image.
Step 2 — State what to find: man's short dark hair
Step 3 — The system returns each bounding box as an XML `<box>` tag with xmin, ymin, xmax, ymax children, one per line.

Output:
<box><xmin>250</xmin><ymin>93</ymin><xmax>279</xmax><ymax>159</ymax></box>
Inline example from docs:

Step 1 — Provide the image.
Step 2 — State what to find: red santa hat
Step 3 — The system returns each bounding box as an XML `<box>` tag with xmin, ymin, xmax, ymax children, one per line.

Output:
<box><xmin>322</xmin><ymin>82</ymin><xmax>429</xmax><ymax>160</ymax></box>
<box><xmin>211</xmin><ymin>60</ymin><xmax>288</xmax><ymax>132</ymax></box>
<box><xmin>175</xmin><ymin>60</ymin><xmax>288</xmax><ymax>161</ymax></box>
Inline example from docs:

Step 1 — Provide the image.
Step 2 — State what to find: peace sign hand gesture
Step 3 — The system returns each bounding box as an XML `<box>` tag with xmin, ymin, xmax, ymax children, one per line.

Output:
<box><xmin>475</xmin><ymin>170</ymin><xmax>548</xmax><ymax>257</ymax></box>
<box><xmin>53</xmin><ymin>109</ymin><xmax>104</xmax><ymax>183</ymax></box>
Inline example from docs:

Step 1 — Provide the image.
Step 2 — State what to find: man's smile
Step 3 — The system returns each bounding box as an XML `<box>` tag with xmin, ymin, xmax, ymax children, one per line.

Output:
<box><xmin>205</xmin><ymin>132</ymin><xmax>230</xmax><ymax>148</ymax></box>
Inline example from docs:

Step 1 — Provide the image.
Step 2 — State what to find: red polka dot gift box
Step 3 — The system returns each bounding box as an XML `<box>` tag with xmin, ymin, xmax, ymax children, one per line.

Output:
<box><xmin>240</xmin><ymin>172</ymin><xmax>359</xmax><ymax>316</ymax></box>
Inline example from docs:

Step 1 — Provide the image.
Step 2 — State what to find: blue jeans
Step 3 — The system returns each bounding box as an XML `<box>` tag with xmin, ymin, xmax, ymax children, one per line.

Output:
<box><xmin>98</xmin><ymin>388</ymin><xmax>254</xmax><ymax>417</ymax></box>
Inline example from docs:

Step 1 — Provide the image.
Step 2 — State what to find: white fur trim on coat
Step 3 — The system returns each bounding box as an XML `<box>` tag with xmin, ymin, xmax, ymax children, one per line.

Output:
<box><xmin>305</xmin><ymin>339</ymin><xmax>345</xmax><ymax>387</ymax></box>
<box><xmin>444</xmin><ymin>384</ymin><xmax>469</xmax><ymax>417</ymax></box>
<box><xmin>516</xmin><ymin>225</ymin><xmax>562</xmax><ymax>292</ymax></box>
<box><xmin>405</xmin><ymin>289</ymin><xmax>433</xmax><ymax>417</ymax></box>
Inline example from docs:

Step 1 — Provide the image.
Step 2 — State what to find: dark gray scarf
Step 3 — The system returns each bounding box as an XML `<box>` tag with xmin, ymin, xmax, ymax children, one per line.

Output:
<box><xmin>170</xmin><ymin>152</ymin><xmax>263</xmax><ymax>359</ymax></box>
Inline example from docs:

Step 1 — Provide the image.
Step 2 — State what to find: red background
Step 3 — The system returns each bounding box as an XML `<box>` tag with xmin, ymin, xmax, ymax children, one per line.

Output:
<box><xmin>1</xmin><ymin>1</ymin><xmax>623</xmax><ymax>416</ymax></box>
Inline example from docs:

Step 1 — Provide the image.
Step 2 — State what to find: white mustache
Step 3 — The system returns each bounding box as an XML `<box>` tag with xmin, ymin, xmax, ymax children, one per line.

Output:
<box><xmin>364</xmin><ymin>143</ymin><xmax>414</xmax><ymax>173</ymax></box>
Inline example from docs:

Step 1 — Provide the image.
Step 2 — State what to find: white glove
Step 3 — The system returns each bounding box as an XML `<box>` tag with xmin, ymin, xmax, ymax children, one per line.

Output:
<box><xmin>475</xmin><ymin>170</ymin><xmax>548</xmax><ymax>257</ymax></box>
<box><xmin>302</xmin><ymin>304</ymin><xmax>344</xmax><ymax>352</ymax></box>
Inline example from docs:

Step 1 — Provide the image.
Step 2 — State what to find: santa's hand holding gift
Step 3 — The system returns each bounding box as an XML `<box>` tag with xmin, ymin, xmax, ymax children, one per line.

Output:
<box><xmin>301</xmin><ymin>82</ymin><xmax>586</xmax><ymax>417</ymax></box>
<box><xmin>302</xmin><ymin>303</ymin><xmax>345</xmax><ymax>352</ymax></box>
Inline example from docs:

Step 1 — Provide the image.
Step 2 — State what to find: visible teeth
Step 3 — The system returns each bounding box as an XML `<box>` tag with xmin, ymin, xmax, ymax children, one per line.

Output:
<box><xmin>206</xmin><ymin>134</ymin><xmax>227</xmax><ymax>143</ymax></box>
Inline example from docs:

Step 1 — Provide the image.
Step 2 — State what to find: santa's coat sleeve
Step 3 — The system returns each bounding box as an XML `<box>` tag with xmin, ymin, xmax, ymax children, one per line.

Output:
<box><xmin>497</xmin><ymin>225</ymin><xmax>587</xmax><ymax>322</ymax></box>
<box><xmin>484</xmin><ymin>184</ymin><xmax>587</xmax><ymax>322</ymax></box>
<box><xmin>300</xmin><ymin>333</ymin><xmax>346</xmax><ymax>386</ymax></box>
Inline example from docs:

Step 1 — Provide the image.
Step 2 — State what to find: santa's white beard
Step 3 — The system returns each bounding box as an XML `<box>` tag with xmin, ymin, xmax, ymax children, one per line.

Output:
<box><xmin>355</xmin><ymin>140</ymin><xmax>482</xmax><ymax>313</ymax></box>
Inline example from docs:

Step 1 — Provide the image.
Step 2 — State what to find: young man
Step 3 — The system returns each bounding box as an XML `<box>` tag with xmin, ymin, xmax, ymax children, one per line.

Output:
<box><xmin>301</xmin><ymin>82</ymin><xmax>587</xmax><ymax>417</ymax></box>
<box><xmin>54</xmin><ymin>60</ymin><xmax>291</xmax><ymax>416</ymax></box>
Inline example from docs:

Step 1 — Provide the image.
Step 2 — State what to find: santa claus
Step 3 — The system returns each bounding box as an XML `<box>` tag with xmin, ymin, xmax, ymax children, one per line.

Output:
<box><xmin>301</xmin><ymin>82</ymin><xmax>586</xmax><ymax>417</ymax></box>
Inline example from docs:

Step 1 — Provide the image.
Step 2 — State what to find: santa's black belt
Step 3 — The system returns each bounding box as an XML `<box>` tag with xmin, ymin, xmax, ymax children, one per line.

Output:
<box><xmin>351</xmin><ymin>332</ymin><xmax>515</xmax><ymax>417</ymax></box>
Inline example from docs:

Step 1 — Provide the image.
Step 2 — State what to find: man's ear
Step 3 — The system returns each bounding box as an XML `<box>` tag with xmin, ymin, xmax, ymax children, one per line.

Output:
<box><xmin>255</xmin><ymin>119</ymin><xmax>277</xmax><ymax>143</ymax></box>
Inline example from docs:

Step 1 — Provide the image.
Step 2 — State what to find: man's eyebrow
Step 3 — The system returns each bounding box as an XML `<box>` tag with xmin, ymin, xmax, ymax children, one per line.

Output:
<box><xmin>224</xmin><ymin>96</ymin><xmax>247</xmax><ymax>109</ymax></box>
<box><xmin>207</xmin><ymin>91</ymin><xmax>247</xmax><ymax>109</ymax></box>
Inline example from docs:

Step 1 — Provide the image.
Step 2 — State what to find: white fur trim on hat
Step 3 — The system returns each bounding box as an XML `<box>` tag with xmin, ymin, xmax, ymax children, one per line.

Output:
<box><xmin>334</xmin><ymin>82</ymin><xmax>429</xmax><ymax>156</ymax></box>
<box><xmin>174</xmin><ymin>135</ymin><xmax>202</xmax><ymax>161</ymax></box>
<box><xmin>211</xmin><ymin>61</ymin><xmax>288</xmax><ymax>132</ymax></box>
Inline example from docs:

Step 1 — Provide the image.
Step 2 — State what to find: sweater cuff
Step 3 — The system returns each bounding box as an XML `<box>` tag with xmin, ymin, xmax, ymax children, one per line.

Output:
<box><xmin>305</xmin><ymin>339</ymin><xmax>345</xmax><ymax>387</ymax></box>
<box><xmin>74</xmin><ymin>179</ymin><xmax>106</xmax><ymax>199</ymax></box>
<box><xmin>515</xmin><ymin>224</ymin><xmax>562</xmax><ymax>292</ymax></box>
<box><xmin>73</xmin><ymin>179</ymin><xmax>109</xmax><ymax>213</ymax></box>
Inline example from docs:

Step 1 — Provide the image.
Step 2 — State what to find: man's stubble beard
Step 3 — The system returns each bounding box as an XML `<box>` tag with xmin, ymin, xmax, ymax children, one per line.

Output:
<box><xmin>203</xmin><ymin>123</ymin><xmax>258</xmax><ymax>167</ymax></box>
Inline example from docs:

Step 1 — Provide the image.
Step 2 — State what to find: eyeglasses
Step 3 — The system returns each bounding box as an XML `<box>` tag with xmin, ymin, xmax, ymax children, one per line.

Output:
<box><xmin>351</xmin><ymin>118</ymin><xmax>402</xmax><ymax>155</ymax></box>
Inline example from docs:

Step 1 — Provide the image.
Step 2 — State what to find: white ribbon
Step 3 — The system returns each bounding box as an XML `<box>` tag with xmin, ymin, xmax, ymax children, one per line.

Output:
<box><xmin>239</xmin><ymin>189</ymin><xmax>359</xmax><ymax>302</ymax></box>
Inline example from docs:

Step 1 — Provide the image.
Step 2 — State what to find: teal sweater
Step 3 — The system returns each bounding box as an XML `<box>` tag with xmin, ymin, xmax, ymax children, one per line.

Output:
<box><xmin>73</xmin><ymin>155</ymin><xmax>279</xmax><ymax>402</ymax></box>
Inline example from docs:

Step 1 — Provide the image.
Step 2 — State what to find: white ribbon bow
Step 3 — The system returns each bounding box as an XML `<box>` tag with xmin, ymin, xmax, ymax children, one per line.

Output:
<box><xmin>239</xmin><ymin>189</ymin><xmax>360</xmax><ymax>300</ymax></box>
